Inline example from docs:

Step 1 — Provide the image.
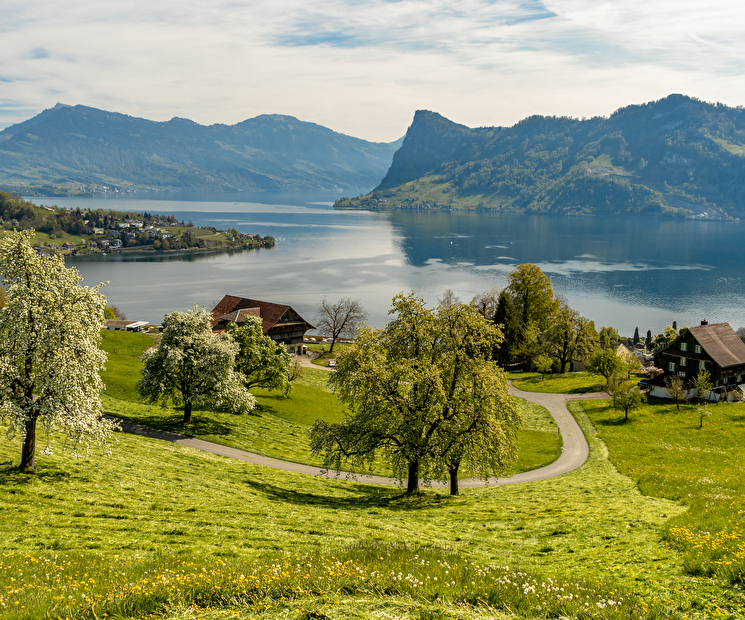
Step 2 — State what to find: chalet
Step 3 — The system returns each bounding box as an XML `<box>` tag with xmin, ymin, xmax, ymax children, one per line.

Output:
<box><xmin>210</xmin><ymin>295</ymin><xmax>314</xmax><ymax>345</ymax></box>
<box><xmin>652</xmin><ymin>321</ymin><xmax>745</xmax><ymax>400</ymax></box>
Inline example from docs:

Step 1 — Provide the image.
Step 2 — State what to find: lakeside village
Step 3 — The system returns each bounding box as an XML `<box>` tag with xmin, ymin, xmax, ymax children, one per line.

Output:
<box><xmin>0</xmin><ymin>191</ymin><xmax>274</xmax><ymax>256</ymax></box>
<box><xmin>111</xmin><ymin>292</ymin><xmax>745</xmax><ymax>405</ymax></box>
<box><xmin>38</xmin><ymin>213</ymin><xmax>273</xmax><ymax>256</ymax></box>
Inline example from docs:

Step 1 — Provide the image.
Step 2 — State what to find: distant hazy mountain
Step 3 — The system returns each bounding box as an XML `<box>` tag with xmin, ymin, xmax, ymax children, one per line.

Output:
<box><xmin>0</xmin><ymin>104</ymin><xmax>402</xmax><ymax>196</ymax></box>
<box><xmin>336</xmin><ymin>95</ymin><xmax>745</xmax><ymax>218</ymax></box>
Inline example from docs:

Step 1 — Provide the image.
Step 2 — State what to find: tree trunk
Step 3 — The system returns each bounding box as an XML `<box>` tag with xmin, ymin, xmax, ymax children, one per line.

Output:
<box><xmin>20</xmin><ymin>416</ymin><xmax>38</xmax><ymax>472</ymax></box>
<box><xmin>183</xmin><ymin>401</ymin><xmax>193</xmax><ymax>424</ymax></box>
<box><xmin>406</xmin><ymin>460</ymin><xmax>419</xmax><ymax>494</ymax></box>
<box><xmin>448</xmin><ymin>464</ymin><xmax>459</xmax><ymax>496</ymax></box>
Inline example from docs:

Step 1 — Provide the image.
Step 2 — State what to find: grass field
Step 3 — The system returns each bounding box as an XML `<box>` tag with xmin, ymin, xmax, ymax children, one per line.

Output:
<box><xmin>2</xmin><ymin>332</ymin><xmax>744</xmax><ymax>618</ymax></box>
<box><xmin>576</xmin><ymin>396</ymin><xmax>745</xmax><ymax>587</ymax></box>
<box><xmin>0</xmin><ymin>403</ymin><xmax>692</xmax><ymax>619</ymax></box>
<box><xmin>511</xmin><ymin>371</ymin><xmax>606</xmax><ymax>394</ymax></box>
<box><xmin>100</xmin><ymin>331</ymin><xmax>560</xmax><ymax>477</ymax></box>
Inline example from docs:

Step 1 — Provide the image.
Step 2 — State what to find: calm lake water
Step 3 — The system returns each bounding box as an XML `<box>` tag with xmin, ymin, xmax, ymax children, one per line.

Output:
<box><xmin>31</xmin><ymin>195</ymin><xmax>745</xmax><ymax>336</ymax></box>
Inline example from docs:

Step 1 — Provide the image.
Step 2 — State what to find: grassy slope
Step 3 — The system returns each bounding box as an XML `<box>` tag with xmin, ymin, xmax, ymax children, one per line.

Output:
<box><xmin>1</xmin><ymin>333</ymin><xmax>742</xmax><ymax>617</ymax></box>
<box><xmin>576</xmin><ymin>397</ymin><xmax>745</xmax><ymax>586</ymax></box>
<box><xmin>0</xmin><ymin>414</ymin><xmax>688</xmax><ymax>619</ymax></box>
<box><xmin>100</xmin><ymin>331</ymin><xmax>560</xmax><ymax>477</ymax></box>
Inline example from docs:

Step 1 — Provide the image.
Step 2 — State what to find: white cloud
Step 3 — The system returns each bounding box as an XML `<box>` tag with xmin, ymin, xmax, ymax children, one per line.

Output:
<box><xmin>1</xmin><ymin>0</ymin><xmax>744</xmax><ymax>140</ymax></box>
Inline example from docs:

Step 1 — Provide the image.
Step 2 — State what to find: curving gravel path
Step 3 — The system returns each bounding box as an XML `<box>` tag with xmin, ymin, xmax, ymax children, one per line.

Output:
<box><xmin>114</xmin><ymin>379</ymin><xmax>605</xmax><ymax>488</ymax></box>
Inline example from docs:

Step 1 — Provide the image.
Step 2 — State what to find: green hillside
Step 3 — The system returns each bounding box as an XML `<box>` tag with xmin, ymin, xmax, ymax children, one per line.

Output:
<box><xmin>337</xmin><ymin>95</ymin><xmax>745</xmax><ymax>218</ymax></box>
<box><xmin>1</xmin><ymin>330</ymin><xmax>744</xmax><ymax>618</ymax></box>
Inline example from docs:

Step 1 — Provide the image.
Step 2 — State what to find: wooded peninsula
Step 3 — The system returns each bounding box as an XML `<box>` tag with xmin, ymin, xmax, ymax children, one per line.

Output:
<box><xmin>0</xmin><ymin>191</ymin><xmax>274</xmax><ymax>255</ymax></box>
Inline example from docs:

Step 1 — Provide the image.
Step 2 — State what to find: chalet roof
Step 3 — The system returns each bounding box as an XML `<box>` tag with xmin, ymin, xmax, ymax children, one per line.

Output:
<box><xmin>210</xmin><ymin>295</ymin><xmax>314</xmax><ymax>334</ymax></box>
<box><xmin>687</xmin><ymin>323</ymin><xmax>745</xmax><ymax>369</ymax></box>
<box><xmin>218</xmin><ymin>307</ymin><xmax>261</xmax><ymax>324</ymax></box>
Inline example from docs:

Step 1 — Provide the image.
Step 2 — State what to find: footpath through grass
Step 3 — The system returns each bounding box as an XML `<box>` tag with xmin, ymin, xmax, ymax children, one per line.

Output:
<box><xmin>5</xmin><ymin>332</ymin><xmax>737</xmax><ymax>618</ymax></box>
<box><xmin>576</xmin><ymin>396</ymin><xmax>745</xmax><ymax>589</ymax></box>
<box><xmin>100</xmin><ymin>332</ymin><xmax>560</xmax><ymax>478</ymax></box>
<box><xmin>0</xmin><ymin>406</ymin><xmax>694</xmax><ymax>619</ymax></box>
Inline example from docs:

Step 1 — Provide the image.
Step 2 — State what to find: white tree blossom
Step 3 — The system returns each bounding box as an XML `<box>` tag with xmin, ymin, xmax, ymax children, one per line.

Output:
<box><xmin>137</xmin><ymin>306</ymin><xmax>255</xmax><ymax>423</ymax></box>
<box><xmin>0</xmin><ymin>230</ymin><xmax>115</xmax><ymax>471</ymax></box>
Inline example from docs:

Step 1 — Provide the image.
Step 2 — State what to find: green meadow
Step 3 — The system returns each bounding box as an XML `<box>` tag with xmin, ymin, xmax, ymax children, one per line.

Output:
<box><xmin>100</xmin><ymin>331</ymin><xmax>560</xmax><ymax>477</ymax></box>
<box><xmin>0</xmin><ymin>331</ymin><xmax>743</xmax><ymax>619</ymax></box>
<box><xmin>511</xmin><ymin>372</ymin><xmax>605</xmax><ymax>394</ymax></box>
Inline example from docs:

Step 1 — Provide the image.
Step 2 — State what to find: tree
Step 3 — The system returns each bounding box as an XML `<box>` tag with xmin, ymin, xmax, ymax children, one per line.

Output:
<box><xmin>633</xmin><ymin>327</ymin><xmax>640</xmax><ymax>346</ymax></box>
<box><xmin>501</xmin><ymin>264</ymin><xmax>559</xmax><ymax>366</ymax></box>
<box><xmin>137</xmin><ymin>306</ymin><xmax>255</xmax><ymax>423</ymax></box>
<box><xmin>104</xmin><ymin>305</ymin><xmax>126</xmax><ymax>320</ymax></box>
<box><xmin>535</xmin><ymin>354</ymin><xmax>554</xmax><ymax>380</ymax></box>
<box><xmin>505</xmin><ymin>264</ymin><xmax>558</xmax><ymax>332</ymax></box>
<box><xmin>598</xmin><ymin>326</ymin><xmax>620</xmax><ymax>348</ymax></box>
<box><xmin>645</xmin><ymin>330</ymin><xmax>653</xmax><ymax>349</ymax></box>
<box><xmin>541</xmin><ymin>299</ymin><xmax>596</xmax><ymax>374</ymax></box>
<box><xmin>471</xmin><ymin>287</ymin><xmax>500</xmax><ymax>320</ymax></box>
<box><xmin>438</xmin><ymin>288</ymin><xmax>461</xmax><ymax>307</ymax></box>
<box><xmin>696</xmin><ymin>403</ymin><xmax>711</xmax><ymax>429</ymax></box>
<box><xmin>227</xmin><ymin>316</ymin><xmax>292</xmax><ymax>395</ymax></box>
<box><xmin>0</xmin><ymin>230</ymin><xmax>115</xmax><ymax>471</ymax></box>
<box><xmin>693</xmin><ymin>369</ymin><xmax>713</xmax><ymax>404</ymax></box>
<box><xmin>309</xmin><ymin>293</ymin><xmax>520</xmax><ymax>495</ymax></box>
<box><xmin>587</xmin><ymin>348</ymin><xmax>623</xmax><ymax>386</ymax></box>
<box><xmin>665</xmin><ymin>374</ymin><xmax>687</xmax><ymax>411</ymax></box>
<box><xmin>314</xmin><ymin>297</ymin><xmax>367</xmax><ymax>354</ymax></box>
<box><xmin>610</xmin><ymin>383</ymin><xmax>643</xmax><ymax>421</ymax></box>
<box><xmin>651</xmin><ymin>324</ymin><xmax>679</xmax><ymax>353</ymax></box>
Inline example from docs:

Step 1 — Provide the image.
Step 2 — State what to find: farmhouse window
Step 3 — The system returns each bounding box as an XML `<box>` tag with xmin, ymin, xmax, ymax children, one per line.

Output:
<box><xmin>680</xmin><ymin>357</ymin><xmax>686</xmax><ymax>366</ymax></box>
<box><xmin>694</xmin><ymin>345</ymin><xmax>702</xmax><ymax>354</ymax></box>
<box><xmin>668</xmin><ymin>361</ymin><xmax>676</xmax><ymax>372</ymax></box>
<box><xmin>699</xmin><ymin>360</ymin><xmax>706</xmax><ymax>370</ymax></box>
<box><xmin>680</xmin><ymin>343</ymin><xmax>688</xmax><ymax>351</ymax></box>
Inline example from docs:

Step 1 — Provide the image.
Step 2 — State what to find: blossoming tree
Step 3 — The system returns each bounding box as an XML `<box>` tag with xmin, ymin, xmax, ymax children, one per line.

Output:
<box><xmin>137</xmin><ymin>306</ymin><xmax>255</xmax><ymax>423</ymax></box>
<box><xmin>0</xmin><ymin>230</ymin><xmax>115</xmax><ymax>472</ymax></box>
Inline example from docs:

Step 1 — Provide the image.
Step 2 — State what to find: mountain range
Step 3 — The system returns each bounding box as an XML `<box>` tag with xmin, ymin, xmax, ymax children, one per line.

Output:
<box><xmin>0</xmin><ymin>104</ymin><xmax>402</xmax><ymax>196</ymax></box>
<box><xmin>336</xmin><ymin>94</ymin><xmax>745</xmax><ymax>219</ymax></box>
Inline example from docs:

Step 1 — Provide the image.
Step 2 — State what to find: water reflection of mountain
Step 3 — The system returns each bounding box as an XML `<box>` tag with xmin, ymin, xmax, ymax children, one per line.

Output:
<box><xmin>387</xmin><ymin>210</ymin><xmax>744</xmax><ymax>314</ymax></box>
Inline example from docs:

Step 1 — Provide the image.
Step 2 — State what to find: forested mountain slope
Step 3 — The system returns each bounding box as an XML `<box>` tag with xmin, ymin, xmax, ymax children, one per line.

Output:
<box><xmin>336</xmin><ymin>95</ymin><xmax>745</xmax><ymax>218</ymax></box>
<box><xmin>0</xmin><ymin>104</ymin><xmax>402</xmax><ymax>196</ymax></box>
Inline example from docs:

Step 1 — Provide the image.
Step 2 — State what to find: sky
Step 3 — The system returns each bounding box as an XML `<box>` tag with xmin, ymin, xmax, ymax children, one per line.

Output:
<box><xmin>2</xmin><ymin>0</ymin><xmax>745</xmax><ymax>143</ymax></box>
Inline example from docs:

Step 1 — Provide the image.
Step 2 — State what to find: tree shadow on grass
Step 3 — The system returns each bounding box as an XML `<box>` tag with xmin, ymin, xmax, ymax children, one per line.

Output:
<box><xmin>109</xmin><ymin>412</ymin><xmax>234</xmax><ymax>438</ymax></box>
<box><xmin>242</xmin><ymin>478</ymin><xmax>456</xmax><ymax>512</ymax></box>
<box><xmin>566</xmin><ymin>385</ymin><xmax>602</xmax><ymax>394</ymax></box>
<box><xmin>592</xmin><ymin>415</ymin><xmax>630</xmax><ymax>427</ymax></box>
<box><xmin>0</xmin><ymin>462</ymin><xmax>72</xmax><ymax>485</ymax></box>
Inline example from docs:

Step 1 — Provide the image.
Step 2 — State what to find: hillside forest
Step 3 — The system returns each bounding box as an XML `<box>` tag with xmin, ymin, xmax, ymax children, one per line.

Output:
<box><xmin>337</xmin><ymin>95</ymin><xmax>745</xmax><ymax>219</ymax></box>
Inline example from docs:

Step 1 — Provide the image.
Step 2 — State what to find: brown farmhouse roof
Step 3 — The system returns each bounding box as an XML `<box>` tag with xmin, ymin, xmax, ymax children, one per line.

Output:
<box><xmin>210</xmin><ymin>295</ymin><xmax>314</xmax><ymax>334</ymax></box>
<box><xmin>688</xmin><ymin>322</ymin><xmax>745</xmax><ymax>369</ymax></box>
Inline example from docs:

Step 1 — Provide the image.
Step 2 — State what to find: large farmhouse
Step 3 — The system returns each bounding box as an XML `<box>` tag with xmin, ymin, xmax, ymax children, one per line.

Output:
<box><xmin>652</xmin><ymin>321</ymin><xmax>745</xmax><ymax>400</ymax></box>
<box><xmin>210</xmin><ymin>295</ymin><xmax>314</xmax><ymax>345</ymax></box>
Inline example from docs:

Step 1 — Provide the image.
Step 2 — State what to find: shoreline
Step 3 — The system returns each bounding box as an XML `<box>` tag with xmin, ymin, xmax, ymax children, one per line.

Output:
<box><xmin>63</xmin><ymin>242</ymin><xmax>273</xmax><ymax>261</ymax></box>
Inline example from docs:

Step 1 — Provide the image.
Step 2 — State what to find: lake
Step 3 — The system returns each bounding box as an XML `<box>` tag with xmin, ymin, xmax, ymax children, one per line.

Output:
<box><xmin>31</xmin><ymin>195</ymin><xmax>745</xmax><ymax>337</ymax></box>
